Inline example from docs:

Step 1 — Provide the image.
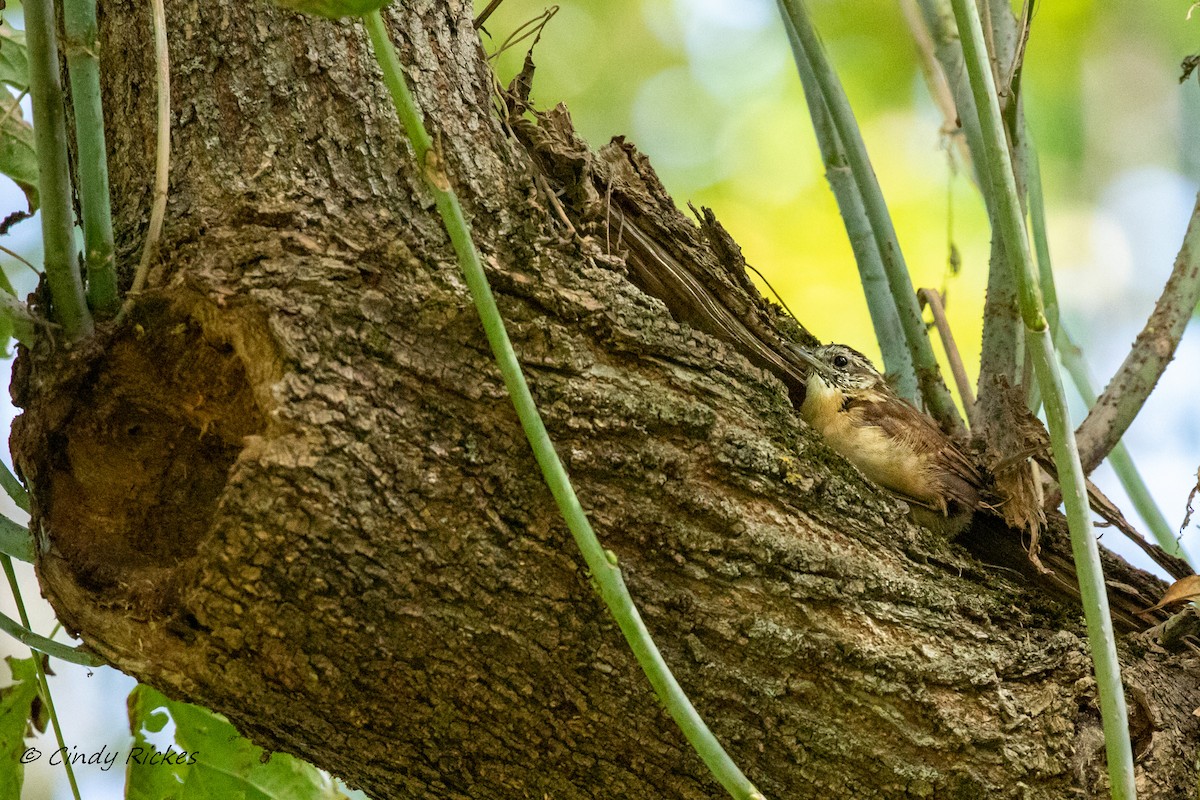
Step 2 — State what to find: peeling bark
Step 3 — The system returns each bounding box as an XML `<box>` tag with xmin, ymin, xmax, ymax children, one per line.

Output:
<box><xmin>8</xmin><ymin>2</ymin><xmax>1200</xmax><ymax>798</ymax></box>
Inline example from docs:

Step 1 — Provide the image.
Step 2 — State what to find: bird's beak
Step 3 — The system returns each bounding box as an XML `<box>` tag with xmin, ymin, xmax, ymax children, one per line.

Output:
<box><xmin>786</xmin><ymin>344</ymin><xmax>833</xmax><ymax>379</ymax></box>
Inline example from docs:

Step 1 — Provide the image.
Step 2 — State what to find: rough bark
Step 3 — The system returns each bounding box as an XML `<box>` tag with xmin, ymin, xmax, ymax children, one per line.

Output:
<box><xmin>8</xmin><ymin>1</ymin><xmax>1200</xmax><ymax>798</ymax></box>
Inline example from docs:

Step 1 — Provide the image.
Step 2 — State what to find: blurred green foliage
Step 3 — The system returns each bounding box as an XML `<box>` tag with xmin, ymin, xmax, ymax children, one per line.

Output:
<box><xmin>477</xmin><ymin>0</ymin><xmax>1198</xmax><ymax>373</ymax></box>
<box><xmin>0</xmin><ymin>656</ymin><xmax>41</xmax><ymax>799</ymax></box>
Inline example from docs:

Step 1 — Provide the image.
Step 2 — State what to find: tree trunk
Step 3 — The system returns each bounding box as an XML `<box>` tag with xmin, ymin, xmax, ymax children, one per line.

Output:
<box><xmin>10</xmin><ymin>2</ymin><xmax>1200</xmax><ymax>797</ymax></box>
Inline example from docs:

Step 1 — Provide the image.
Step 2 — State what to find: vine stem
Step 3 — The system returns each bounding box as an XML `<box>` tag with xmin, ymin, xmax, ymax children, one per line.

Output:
<box><xmin>63</xmin><ymin>0</ymin><xmax>120</xmax><ymax>315</ymax></box>
<box><xmin>1026</xmin><ymin>145</ymin><xmax>1183</xmax><ymax>561</ymax></box>
<box><xmin>121</xmin><ymin>0</ymin><xmax>171</xmax><ymax>320</ymax></box>
<box><xmin>907</xmin><ymin>0</ymin><xmax>1178</xmax><ymax>560</ymax></box>
<box><xmin>777</xmin><ymin>0</ymin><xmax>963</xmax><ymax>434</ymax></box>
<box><xmin>0</xmin><ymin>605</ymin><xmax>104</xmax><ymax>667</ymax></box>
<box><xmin>362</xmin><ymin>10</ymin><xmax>765</xmax><ymax>800</ymax></box>
<box><xmin>777</xmin><ymin>4</ymin><xmax>917</xmax><ymax>401</ymax></box>
<box><xmin>947</xmin><ymin>0</ymin><xmax>1135</xmax><ymax>795</ymax></box>
<box><xmin>25</xmin><ymin>0</ymin><xmax>93</xmax><ymax>339</ymax></box>
<box><xmin>1</xmin><ymin>557</ymin><xmax>83</xmax><ymax>799</ymax></box>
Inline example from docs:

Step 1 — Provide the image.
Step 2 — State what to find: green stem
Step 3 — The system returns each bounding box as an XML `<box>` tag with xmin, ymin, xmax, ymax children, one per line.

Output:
<box><xmin>0</xmin><ymin>607</ymin><xmax>103</xmax><ymax>667</ymax></box>
<box><xmin>1027</xmin><ymin>146</ymin><xmax>1058</xmax><ymax>335</ymax></box>
<box><xmin>948</xmin><ymin>0</ymin><xmax>1135</xmax><ymax>796</ymax></box>
<box><xmin>1028</xmin><ymin>335</ymin><xmax>1133</xmax><ymax>793</ymax></box>
<box><xmin>0</xmin><ymin>459</ymin><xmax>30</xmax><ymax>513</ymax></box>
<box><xmin>1025</xmin><ymin>142</ymin><xmax>1053</xmax><ymax>412</ymax></box>
<box><xmin>1059</xmin><ymin>342</ymin><xmax>1185</xmax><ymax>561</ymax></box>
<box><xmin>911</xmin><ymin>0</ymin><xmax>1023</xmax><ymax>395</ymax></box>
<box><xmin>1074</xmin><ymin>196</ymin><xmax>1200</xmax><ymax>476</ymax></box>
<box><xmin>1028</xmin><ymin>146</ymin><xmax>1181</xmax><ymax>561</ymax></box>
<box><xmin>25</xmin><ymin>0</ymin><xmax>93</xmax><ymax>339</ymax></box>
<box><xmin>913</xmin><ymin>0</ymin><xmax>987</xmax><ymax>188</ymax></box>
<box><xmin>977</xmin><ymin>1</ymin><xmax>1025</xmax><ymax>393</ymax></box>
<box><xmin>0</xmin><ymin>514</ymin><xmax>33</xmax><ymax>563</ymax></box>
<box><xmin>63</xmin><ymin>0</ymin><xmax>120</xmax><ymax>316</ymax></box>
<box><xmin>363</xmin><ymin>11</ymin><xmax>764</xmax><ymax>800</ymax></box>
<box><xmin>777</xmin><ymin>0</ymin><xmax>963</xmax><ymax>435</ymax></box>
<box><xmin>1</xmin><ymin>557</ymin><xmax>84</xmax><ymax>799</ymax></box>
<box><xmin>777</xmin><ymin>5</ymin><xmax>917</xmax><ymax>401</ymax></box>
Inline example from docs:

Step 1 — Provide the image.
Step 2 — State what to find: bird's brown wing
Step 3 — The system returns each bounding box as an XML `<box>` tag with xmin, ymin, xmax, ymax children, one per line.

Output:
<box><xmin>845</xmin><ymin>391</ymin><xmax>982</xmax><ymax>511</ymax></box>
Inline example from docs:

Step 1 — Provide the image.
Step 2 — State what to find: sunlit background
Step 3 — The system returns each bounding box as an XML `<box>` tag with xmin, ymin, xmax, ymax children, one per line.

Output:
<box><xmin>480</xmin><ymin>0</ymin><xmax>1200</xmax><ymax>567</ymax></box>
<box><xmin>2</xmin><ymin>0</ymin><xmax>1198</xmax><ymax>796</ymax></box>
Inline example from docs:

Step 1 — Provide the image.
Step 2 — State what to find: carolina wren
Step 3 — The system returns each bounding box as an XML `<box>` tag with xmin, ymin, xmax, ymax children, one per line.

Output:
<box><xmin>796</xmin><ymin>344</ymin><xmax>981</xmax><ymax>517</ymax></box>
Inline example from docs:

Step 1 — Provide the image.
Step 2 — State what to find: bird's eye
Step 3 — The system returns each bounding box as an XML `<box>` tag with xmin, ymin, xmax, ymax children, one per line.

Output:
<box><xmin>832</xmin><ymin>354</ymin><xmax>849</xmax><ymax>369</ymax></box>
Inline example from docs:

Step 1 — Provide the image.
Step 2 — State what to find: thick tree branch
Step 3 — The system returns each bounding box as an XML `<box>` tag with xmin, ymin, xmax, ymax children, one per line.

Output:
<box><xmin>6</xmin><ymin>2</ymin><xmax>1199</xmax><ymax>799</ymax></box>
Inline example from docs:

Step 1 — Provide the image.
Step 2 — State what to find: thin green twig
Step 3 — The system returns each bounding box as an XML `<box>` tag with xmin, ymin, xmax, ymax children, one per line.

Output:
<box><xmin>0</xmin><ymin>242</ymin><xmax>39</xmax><ymax>277</ymax></box>
<box><xmin>1025</xmin><ymin>143</ymin><xmax>1052</xmax><ymax>413</ymax></box>
<box><xmin>63</xmin><ymin>0</ymin><xmax>120</xmax><ymax>316</ymax></box>
<box><xmin>948</xmin><ymin>1</ymin><xmax>1134</xmax><ymax>796</ymax></box>
<box><xmin>25</xmin><ymin>0</ymin><xmax>92</xmax><ymax>339</ymax></box>
<box><xmin>777</xmin><ymin>6</ymin><xmax>917</xmax><ymax>401</ymax></box>
<box><xmin>1</xmin><ymin>557</ymin><xmax>84</xmax><ymax>799</ymax></box>
<box><xmin>898</xmin><ymin>0</ymin><xmax>974</xmax><ymax>178</ymax></box>
<box><xmin>777</xmin><ymin>0</ymin><xmax>963</xmax><ymax>434</ymax></box>
<box><xmin>362</xmin><ymin>10</ymin><xmax>764</xmax><ymax>799</ymax></box>
<box><xmin>1025</xmin><ymin>146</ymin><xmax>1057</xmax><ymax>336</ymax></box>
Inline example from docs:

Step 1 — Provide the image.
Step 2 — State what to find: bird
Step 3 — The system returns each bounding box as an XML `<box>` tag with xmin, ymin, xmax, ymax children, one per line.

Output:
<box><xmin>794</xmin><ymin>344</ymin><xmax>981</xmax><ymax>518</ymax></box>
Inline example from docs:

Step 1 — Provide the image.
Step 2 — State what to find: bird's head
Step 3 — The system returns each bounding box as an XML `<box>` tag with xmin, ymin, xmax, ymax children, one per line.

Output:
<box><xmin>797</xmin><ymin>344</ymin><xmax>886</xmax><ymax>393</ymax></box>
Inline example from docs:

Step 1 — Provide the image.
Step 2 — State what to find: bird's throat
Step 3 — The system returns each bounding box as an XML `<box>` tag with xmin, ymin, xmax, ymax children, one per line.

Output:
<box><xmin>799</xmin><ymin>376</ymin><xmax>845</xmax><ymax>435</ymax></box>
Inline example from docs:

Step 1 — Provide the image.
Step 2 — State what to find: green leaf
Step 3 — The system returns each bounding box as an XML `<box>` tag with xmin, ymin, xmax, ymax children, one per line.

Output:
<box><xmin>0</xmin><ymin>86</ymin><xmax>37</xmax><ymax>211</ymax></box>
<box><xmin>126</xmin><ymin>685</ymin><xmax>183</xmax><ymax>800</ymax></box>
<box><xmin>126</xmin><ymin>684</ymin><xmax>348</xmax><ymax>800</ymax></box>
<box><xmin>0</xmin><ymin>25</ymin><xmax>28</xmax><ymax>92</ymax></box>
<box><xmin>0</xmin><ymin>263</ymin><xmax>14</xmax><ymax>297</ymax></box>
<box><xmin>0</xmin><ymin>312</ymin><xmax>12</xmax><ymax>357</ymax></box>
<box><xmin>273</xmin><ymin>0</ymin><xmax>390</xmax><ymax>19</ymax></box>
<box><xmin>0</xmin><ymin>24</ymin><xmax>32</xmax><ymax>217</ymax></box>
<box><xmin>0</xmin><ymin>657</ymin><xmax>43</xmax><ymax>799</ymax></box>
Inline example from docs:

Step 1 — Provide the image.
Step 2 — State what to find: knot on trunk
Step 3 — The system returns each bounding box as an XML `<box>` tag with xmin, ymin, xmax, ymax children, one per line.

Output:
<box><xmin>11</xmin><ymin>290</ymin><xmax>279</xmax><ymax>604</ymax></box>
